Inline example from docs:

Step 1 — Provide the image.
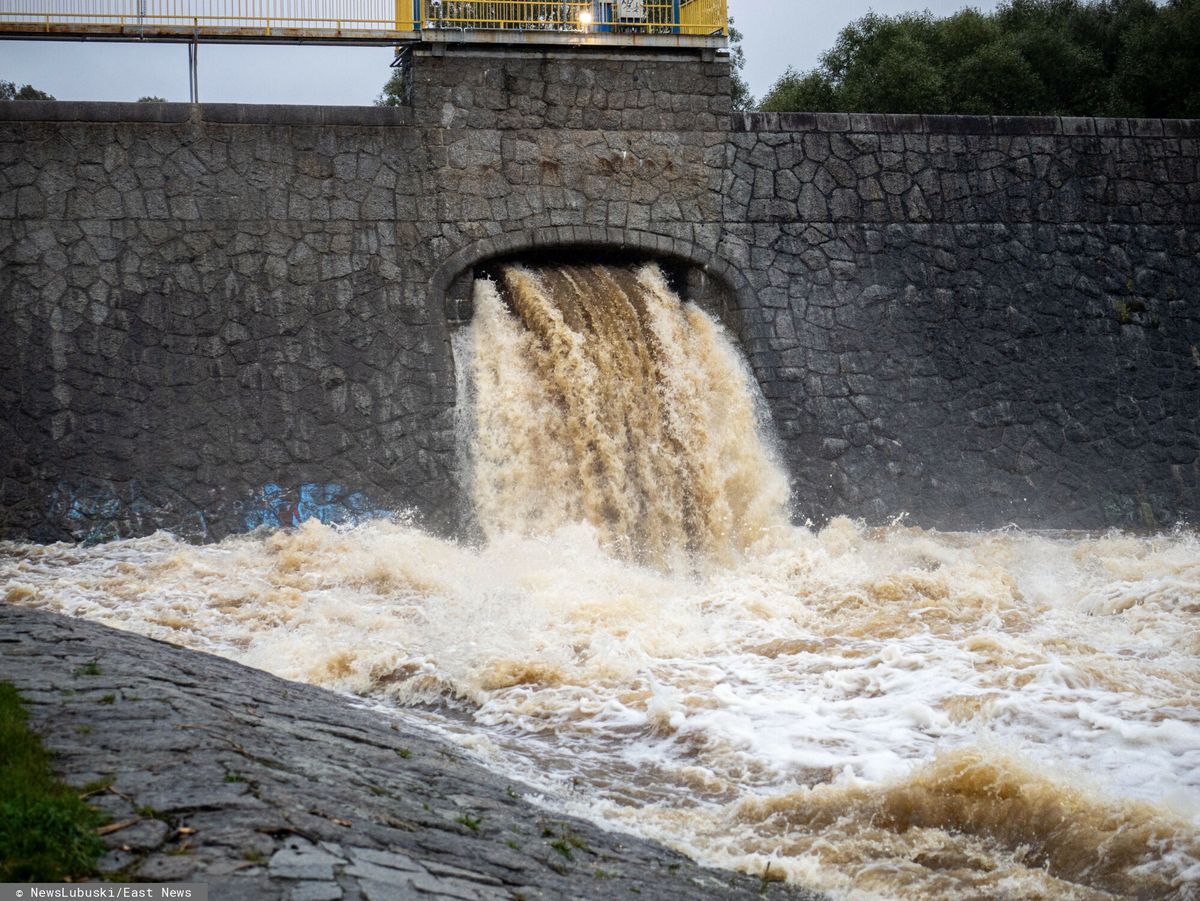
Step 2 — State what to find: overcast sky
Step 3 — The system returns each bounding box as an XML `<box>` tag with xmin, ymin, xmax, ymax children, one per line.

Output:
<box><xmin>1</xmin><ymin>0</ymin><xmax>1000</xmax><ymax>105</ymax></box>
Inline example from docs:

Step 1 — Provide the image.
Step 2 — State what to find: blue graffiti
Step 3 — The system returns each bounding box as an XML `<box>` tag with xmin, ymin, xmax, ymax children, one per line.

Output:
<box><xmin>48</xmin><ymin>480</ymin><xmax>210</xmax><ymax>544</ymax></box>
<box><xmin>242</xmin><ymin>483</ymin><xmax>392</xmax><ymax>532</ymax></box>
<box><xmin>47</xmin><ymin>479</ymin><xmax>390</xmax><ymax>543</ymax></box>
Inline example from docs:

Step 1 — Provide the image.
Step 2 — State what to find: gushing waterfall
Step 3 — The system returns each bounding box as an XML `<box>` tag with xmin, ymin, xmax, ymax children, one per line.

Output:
<box><xmin>457</xmin><ymin>262</ymin><xmax>791</xmax><ymax>565</ymax></box>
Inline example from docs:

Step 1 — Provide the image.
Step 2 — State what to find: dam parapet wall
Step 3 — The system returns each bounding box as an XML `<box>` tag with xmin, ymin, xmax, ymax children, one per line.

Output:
<box><xmin>1</xmin><ymin>50</ymin><xmax>1197</xmax><ymax>541</ymax></box>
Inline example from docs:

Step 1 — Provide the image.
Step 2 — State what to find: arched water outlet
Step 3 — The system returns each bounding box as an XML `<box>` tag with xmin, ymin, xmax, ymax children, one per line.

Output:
<box><xmin>445</xmin><ymin>250</ymin><xmax>793</xmax><ymax>566</ymax></box>
<box><xmin>440</xmin><ymin>244</ymin><xmax>744</xmax><ymax>336</ymax></box>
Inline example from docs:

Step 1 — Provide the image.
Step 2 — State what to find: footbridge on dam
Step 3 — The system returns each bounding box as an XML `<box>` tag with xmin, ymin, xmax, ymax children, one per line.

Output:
<box><xmin>0</xmin><ymin>0</ymin><xmax>727</xmax><ymax>47</ymax></box>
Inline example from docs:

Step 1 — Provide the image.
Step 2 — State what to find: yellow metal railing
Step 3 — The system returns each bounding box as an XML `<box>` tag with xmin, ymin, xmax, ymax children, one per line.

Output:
<box><xmin>421</xmin><ymin>0</ymin><xmax>725</xmax><ymax>34</ymax></box>
<box><xmin>679</xmin><ymin>0</ymin><xmax>723</xmax><ymax>35</ymax></box>
<box><xmin>0</xmin><ymin>0</ymin><xmax>726</xmax><ymax>38</ymax></box>
<box><xmin>422</xmin><ymin>1</ymin><xmax>585</xmax><ymax>30</ymax></box>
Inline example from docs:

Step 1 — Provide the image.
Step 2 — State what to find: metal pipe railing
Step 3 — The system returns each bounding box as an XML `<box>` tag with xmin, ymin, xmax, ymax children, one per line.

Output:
<box><xmin>0</xmin><ymin>0</ymin><xmax>413</xmax><ymax>32</ymax></box>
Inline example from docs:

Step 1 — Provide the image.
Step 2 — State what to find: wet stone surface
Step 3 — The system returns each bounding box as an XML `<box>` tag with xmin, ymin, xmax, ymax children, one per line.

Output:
<box><xmin>0</xmin><ymin>604</ymin><xmax>822</xmax><ymax>900</ymax></box>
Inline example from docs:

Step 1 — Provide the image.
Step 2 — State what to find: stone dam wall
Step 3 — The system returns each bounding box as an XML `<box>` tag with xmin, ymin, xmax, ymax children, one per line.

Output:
<box><xmin>1</xmin><ymin>49</ymin><xmax>1197</xmax><ymax>542</ymax></box>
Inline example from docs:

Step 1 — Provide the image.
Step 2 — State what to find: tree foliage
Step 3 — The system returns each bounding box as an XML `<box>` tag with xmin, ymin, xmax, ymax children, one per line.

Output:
<box><xmin>0</xmin><ymin>80</ymin><xmax>55</xmax><ymax>101</ymax></box>
<box><xmin>728</xmin><ymin>17</ymin><xmax>753</xmax><ymax>111</ymax></box>
<box><xmin>759</xmin><ymin>0</ymin><xmax>1200</xmax><ymax>117</ymax></box>
<box><xmin>376</xmin><ymin>67</ymin><xmax>405</xmax><ymax>108</ymax></box>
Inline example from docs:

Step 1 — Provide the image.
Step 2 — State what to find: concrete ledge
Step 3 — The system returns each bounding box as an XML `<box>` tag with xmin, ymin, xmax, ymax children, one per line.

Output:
<box><xmin>732</xmin><ymin>110</ymin><xmax>1200</xmax><ymax>137</ymax></box>
<box><xmin>200</xmin><ymin>103</ymin><xmax>412</xmax><ymax>126</ymax></box>
<box><xmin>0</xmin><ymin>100</ymin><xmax>413</xmax><ymax>127</ymax></box>
<box><xmin>4</xmin><ymin>101</ymin><xmax>1198</xmax><ymax>138</ymax></box>
<box><xmin>0</xmin><ymin>100</ymin><xmax>192</xmax><ymax>124</ymax></box>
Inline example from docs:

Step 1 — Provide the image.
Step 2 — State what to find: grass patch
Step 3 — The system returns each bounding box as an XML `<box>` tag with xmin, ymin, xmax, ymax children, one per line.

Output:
<box><xmin>80</xmin><ymin>776</ymin><xmax>114</xmax><ymax>796</ymax></box>
<box><xmin>0</xmin><ymin>682</ymin><xmax>105</xmax><ymax>880</ymax></box>
<box><xmin>454</xmin><ymin>813</ymin><xmax>481</xmax><ymax>832</ymax></box>
<box><xmin>544</xmin><ymin>823</ymin><xmax>589</xmax><ymax>863</ymax></box>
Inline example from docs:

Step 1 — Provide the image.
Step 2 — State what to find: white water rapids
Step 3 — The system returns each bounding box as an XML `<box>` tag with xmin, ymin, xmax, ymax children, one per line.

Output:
<box><xmin>3</xmin><ymin>263</ymin><xmax>1198</xmax><ymax>899</ymax></box>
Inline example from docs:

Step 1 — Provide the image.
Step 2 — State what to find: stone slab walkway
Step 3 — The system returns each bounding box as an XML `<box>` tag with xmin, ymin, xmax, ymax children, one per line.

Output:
<box><xmin>0</xmin><ymin>605</ymin><xmax>822</xmax><ymax>900</ymax></box>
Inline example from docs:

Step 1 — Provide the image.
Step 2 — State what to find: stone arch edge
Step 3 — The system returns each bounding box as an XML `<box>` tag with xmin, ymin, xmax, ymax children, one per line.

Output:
<box><xmin>429</xmin><ymin>226</ymin><xmax>754</xmax><ymax>320</ymax></box>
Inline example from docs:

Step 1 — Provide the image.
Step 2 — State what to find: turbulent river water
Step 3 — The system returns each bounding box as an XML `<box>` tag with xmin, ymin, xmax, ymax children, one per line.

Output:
<box><xmin>3</xmin><ymin>263</ymin><xmax>1199</xmax><ymax>900</ymax></box>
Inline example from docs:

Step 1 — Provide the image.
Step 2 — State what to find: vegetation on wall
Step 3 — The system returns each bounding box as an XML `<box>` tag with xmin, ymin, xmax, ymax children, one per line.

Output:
<box><xmin>758</xmin><ymin>0</ymin><xmax>1200</xmax><ymax>117</ymax></box>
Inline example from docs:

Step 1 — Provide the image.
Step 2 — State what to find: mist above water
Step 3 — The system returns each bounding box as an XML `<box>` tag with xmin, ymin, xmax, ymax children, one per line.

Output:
<box><xmin>3</xmin><ymin>263</ymin><xmax>1198</xmax><ymax>899</ymax></box>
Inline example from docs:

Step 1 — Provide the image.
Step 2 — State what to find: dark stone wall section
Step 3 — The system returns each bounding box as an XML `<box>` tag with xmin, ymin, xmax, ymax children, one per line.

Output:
<box><xmin>723</xmin><ymin>111</ymin><xmax>1200</xmax><ymax>529</ymax></box>
<box><xmin>413</xmin><ymin>50</ymin><xmax>733</xmax><ymax>131</ymax></box>
<box><xmin>1</xmin><ymin>51</ymin><xmax>1197</xmax><ymax>541</ymax></box>
<box><xmin>0</xmin><ymin>110</ymin><xmax>459</xmax><ymax>542</ymax></box>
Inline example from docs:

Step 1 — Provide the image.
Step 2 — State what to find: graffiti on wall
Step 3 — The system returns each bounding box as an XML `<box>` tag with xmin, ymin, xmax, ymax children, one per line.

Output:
<box><xmin>45</xmin><ymin>480</ymin><xmax>393</xmax><ymax>544</ymax></box>
<box><xmin>240</xmin><ymin>483</ymin><xmax>393</xmax><ymax>531</ymax></box>
<box><xmin>47</xmin><ymin>480</ymin><xmax>210</xmax><ymax>544</ymax></box>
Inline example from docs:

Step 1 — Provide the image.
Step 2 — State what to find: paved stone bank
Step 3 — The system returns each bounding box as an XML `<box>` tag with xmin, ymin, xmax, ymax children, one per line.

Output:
<box><xmin>1</xmin><ymin>48</ymin><xmax>1197</xmax><ymax>540</ymax></box>
<box><xmin>0</xmin><ymin>604</ymin><xmax>821</xmax><ymax>900</ymax></box>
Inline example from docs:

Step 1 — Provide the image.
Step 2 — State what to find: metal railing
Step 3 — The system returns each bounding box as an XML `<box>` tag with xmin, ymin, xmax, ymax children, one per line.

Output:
<box><xmin>421</xmin><ymin>0</ymin><xmax>725</xmax><ymax>34</ymax></box>
<box><xmin>422</xmin><ymin>1</ymin><xmax>585</xmax><ymax>30</ymax></box>
<box><xmin>0</xmin><ymin>0</ymin><xmax>415</xmax><ymax>35</ymax></box>
<box><xmin>678</xmin><ymin>0</ymin><xmax>722</xmax><ymax>35</ymax></box>
<box><xmin>0</xmin><ymin>0</ymin><xmax>726</xmax><ymax>40</ymax></box>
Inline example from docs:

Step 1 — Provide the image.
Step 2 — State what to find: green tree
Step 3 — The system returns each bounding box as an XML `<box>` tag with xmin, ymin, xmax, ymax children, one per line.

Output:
<box><xmin>834</xmin><ymin>14</ymin><xmax>947</xmax><ymax>113</ymax></box>
<box><xmin>377</xmin><ymin>66</ymin><xmax>405</xmax><ymax>108</ymax></box>
<box><xmin>0</xmin><ymin>80</ymin><xmax>55</xmax><ymax>101</ymax></box>
<box><xmin>759</xmin><ymin>0</ymin><xmax>1200</xmax><ymax>117</ymax></box>
<box><xmin>760</xmin><ymin>68</ymin><xmax>836</xmax><ymax>113</ymax></box>
<box><xmin>728</xmin><ymin>16</ymin><xmax>753</xmax><ymax>111</ymax></box>
<box><xmin>1110</xmin><ymin>0</ymin><xmax>1200</xmax><ymax>116</ymax></box>
<box><xmin>137</xmin><ymin>95</ymin><xmax>167</xmax><ymax>102</ymax></box>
